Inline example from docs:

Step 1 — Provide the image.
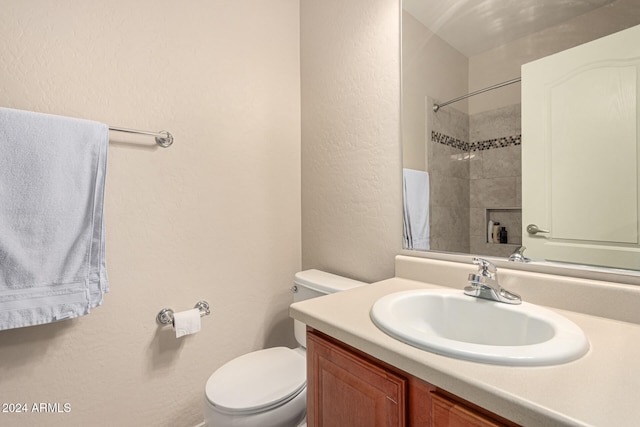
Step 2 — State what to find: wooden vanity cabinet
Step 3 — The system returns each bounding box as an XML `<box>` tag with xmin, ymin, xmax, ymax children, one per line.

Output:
<box><xmin>306</xmin><ymin>329</ymin><xmax>520</xmax><ymax>427</ymax></box>
<box><xmin>306</xmin><ymin>328</ymin><xmax>406</xmax><ymax>426</ymax></box>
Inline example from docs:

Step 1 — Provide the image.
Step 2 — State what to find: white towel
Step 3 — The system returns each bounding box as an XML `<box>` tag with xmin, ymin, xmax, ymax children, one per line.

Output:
<box><xmin>402</xmin><ymin>168</ymin><xmax>430</xmax><ymax>250</ymax></box>
<box><xmin>0</xmin><ymin>107</ymin><xmax>109</xmax><ymax>329</ymax></box>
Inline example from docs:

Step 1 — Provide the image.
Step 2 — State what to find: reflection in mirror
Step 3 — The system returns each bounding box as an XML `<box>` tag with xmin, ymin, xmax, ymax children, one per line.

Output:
<box><xmin>401</xmin><ymin>0</ymin><xmax>640</xmax><ymax>272</ymax></box>
<box><xmin>522</xmin><ymin>24</ymin><xmax>640</xmax><ymax>270</ymax></box>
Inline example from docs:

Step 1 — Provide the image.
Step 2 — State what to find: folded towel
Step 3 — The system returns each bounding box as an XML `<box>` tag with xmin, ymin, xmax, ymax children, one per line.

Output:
<box><xmin>402</xmin><ymin>168</ymin><xmax>430</xmax><ymax>250</ymax></box>
<box><xmin>0</xmin><ymin>107</ymin><xmax>109</xmax><ymax>329</ymax></box>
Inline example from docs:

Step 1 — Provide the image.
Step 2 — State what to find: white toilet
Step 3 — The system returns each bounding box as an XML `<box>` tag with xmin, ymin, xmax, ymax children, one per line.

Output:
<box><xmin>204</xmin><ymin>269</ymin><xmax>366</xmax><ymax>427</ymax></box>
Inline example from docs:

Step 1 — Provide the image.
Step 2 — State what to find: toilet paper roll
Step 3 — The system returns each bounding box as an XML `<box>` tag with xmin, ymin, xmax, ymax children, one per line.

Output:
<box><xmin>173</xmin><ymin>308</ymin><xmax>201</xmax><ymax>338</ymax></box>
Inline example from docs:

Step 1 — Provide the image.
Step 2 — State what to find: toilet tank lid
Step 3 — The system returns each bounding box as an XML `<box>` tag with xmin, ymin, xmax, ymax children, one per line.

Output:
<box><xmin>294</xmin><ymin>269</ymin><xmax>367</xmax><ymax>294</ymax></box>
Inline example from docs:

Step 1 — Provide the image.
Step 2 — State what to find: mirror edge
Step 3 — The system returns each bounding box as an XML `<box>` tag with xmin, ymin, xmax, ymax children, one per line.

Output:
<box><xmin>400</xmin><ymin>249</ymin><xmax>640</xmax><ymax>286</ymax></box>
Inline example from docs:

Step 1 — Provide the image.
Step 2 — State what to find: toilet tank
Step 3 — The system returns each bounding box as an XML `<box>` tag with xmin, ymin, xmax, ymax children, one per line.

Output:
<box><xmin>292</xmin><ymin>269</ymin><xmax>366</xmax><ymax>348</ymax></box>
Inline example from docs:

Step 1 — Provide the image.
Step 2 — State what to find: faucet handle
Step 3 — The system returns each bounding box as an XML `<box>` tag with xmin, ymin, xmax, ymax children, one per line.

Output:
<box><xmin>472</xmin><ymin>257</ymin><xmax>497</xmax><ymax>276</ymax></box>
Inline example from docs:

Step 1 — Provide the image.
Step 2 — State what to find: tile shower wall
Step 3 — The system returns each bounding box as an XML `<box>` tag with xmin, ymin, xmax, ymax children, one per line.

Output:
<box><xmin>428</xmin><ymin>101</ymin><xmax>521</xmax><ymax>257</ymax></box>
<box><xmin>469</xmin><ymin>104</ymin><xmax>522</xmax><ymax>257</ymax></box>
<box><xmin>428</xmin><ymin>98</ymin><xmax>470</xmax><ymax>253</ymax></box>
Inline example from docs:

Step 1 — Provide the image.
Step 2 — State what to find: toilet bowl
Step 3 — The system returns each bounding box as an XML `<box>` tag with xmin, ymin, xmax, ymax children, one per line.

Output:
<box><xmin>204</xmin><ymin>270</ymin><xmax>366</xmax><ymax>427</ymax></box>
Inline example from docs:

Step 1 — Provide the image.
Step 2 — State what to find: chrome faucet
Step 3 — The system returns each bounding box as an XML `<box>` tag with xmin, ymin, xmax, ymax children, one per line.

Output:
<box><xmin>464</xmin><ymin>257</ymin><xmax>521</xmax><ymax>304</ymax></box>
<box><xmin>508</xmin><ymin>246</ymin><xmax>530</xmax><ymax>263</ymax></box>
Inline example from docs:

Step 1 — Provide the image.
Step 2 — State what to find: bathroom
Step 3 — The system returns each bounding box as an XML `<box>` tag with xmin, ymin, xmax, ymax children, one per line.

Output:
<box><xmin>0</xmin><ymin>1</ymin><xmax>399</xmax><ymax>426</ymax></box>
<box><xmin>1</xmin><ymin>0</ymin><xmax>639</xmax><ymax>426</ymax></box>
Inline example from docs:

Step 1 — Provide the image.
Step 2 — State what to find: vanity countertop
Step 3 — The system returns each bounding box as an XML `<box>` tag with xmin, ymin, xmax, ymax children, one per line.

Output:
<box><xmin>290</xmin><ymin>274</ymin><xmax>640</xmax><ymax>426</ymax></box>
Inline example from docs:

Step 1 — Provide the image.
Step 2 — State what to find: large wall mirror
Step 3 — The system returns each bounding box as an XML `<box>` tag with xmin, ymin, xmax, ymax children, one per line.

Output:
<box><xmin>401</xmin><ymin>0</ymin><xmax>640</xmax><ymax>279</ymax></box>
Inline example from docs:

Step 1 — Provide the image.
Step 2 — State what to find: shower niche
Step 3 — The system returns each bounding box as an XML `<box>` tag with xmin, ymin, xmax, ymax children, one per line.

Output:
<box><xmin>484</xmin><ymin>207</ymin><xmax>522</xmax><ymax>246</ymax></box>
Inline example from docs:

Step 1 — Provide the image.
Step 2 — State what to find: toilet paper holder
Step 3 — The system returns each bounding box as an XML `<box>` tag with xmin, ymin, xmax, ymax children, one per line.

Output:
<box><xmin>156</xmin><ymin>300</ymin><xmax>210</xmax><ymax>326</ymax></box>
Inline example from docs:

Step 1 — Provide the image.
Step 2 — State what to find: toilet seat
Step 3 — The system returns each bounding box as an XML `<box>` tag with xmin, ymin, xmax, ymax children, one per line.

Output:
<box><xmin>205</xmin><ymin>347</ymin><xmax>306</xmax><ymax>415</ymax></box>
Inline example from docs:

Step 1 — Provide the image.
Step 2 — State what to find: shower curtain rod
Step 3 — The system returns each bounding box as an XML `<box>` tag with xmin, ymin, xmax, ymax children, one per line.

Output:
<box><xmin>432</xmin><ymin>77</ymin><xmax>521</xmax><ymax>112</ymax></box>
<box><xmin>109</xmin><ymin>126</ymin><xmax>174</xmax><ymax>147</ymax></box>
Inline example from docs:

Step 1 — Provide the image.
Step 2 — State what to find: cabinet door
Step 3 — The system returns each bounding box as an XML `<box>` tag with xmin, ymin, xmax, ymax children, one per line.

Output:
<box><xmin>307</xmin><ymin>331</ymin><xmax>407</xmax><ymax>427</ymax></box>
<box><xmin>431</xmin><ymin>392</ymin><xmax>511</xmax><ymax>427</ymax></box>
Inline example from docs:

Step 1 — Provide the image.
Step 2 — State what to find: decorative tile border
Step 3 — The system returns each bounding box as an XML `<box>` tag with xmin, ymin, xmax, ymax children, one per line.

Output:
<box><xmin>431</xmin><ymin>131</ymin><xmax>521</xmax><ymax>152</ymax></box>
<box><xmin>431</xmin><ymin>131</ymin><xmax>468</xmax><ymax>151</ymax></box>
<box><xmin>469</xmin><ymin>134</ymin><xmax>521</xmax><ymax>152</ymax></box>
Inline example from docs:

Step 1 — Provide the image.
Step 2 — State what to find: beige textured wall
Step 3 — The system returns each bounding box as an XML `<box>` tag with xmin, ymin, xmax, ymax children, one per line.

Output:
<box><xmin>301</xmin><ymin>0</ymin><xmax>403</xmax><ymax>283</ymax></box>
<box><xmin>402</xmin><ymin>10</ymin><xmax>468</xmax><ymax>172</ymax></box>
<box><xmin>468</xmin><ymin>0</ymin><xmax>640</xmax><ymax>115</ymax></box>
<box><xmin>0</xmin><ymin>1</ymin><xmax>300</xmax><ymax>426</ymax></box>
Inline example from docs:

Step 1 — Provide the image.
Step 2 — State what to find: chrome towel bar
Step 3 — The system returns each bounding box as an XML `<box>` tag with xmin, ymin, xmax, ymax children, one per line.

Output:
<box><xmin>109</xmin><ymin>127</ymin><xmax>174</xmax><ymax>148</ymax></box>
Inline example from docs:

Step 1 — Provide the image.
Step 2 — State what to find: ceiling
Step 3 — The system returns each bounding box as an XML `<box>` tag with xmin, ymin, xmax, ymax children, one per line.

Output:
<box><xmin>402</xmin><ymin>0</ymin><xmax>617</xmax><ymax>57</ymax></box>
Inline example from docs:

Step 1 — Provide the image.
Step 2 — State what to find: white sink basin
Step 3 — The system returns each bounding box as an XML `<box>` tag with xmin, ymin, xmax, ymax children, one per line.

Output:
<box><xmin>370</xmin><ymin>289</ymin><xmax>589</xmax><ymax>366</ymax></box>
